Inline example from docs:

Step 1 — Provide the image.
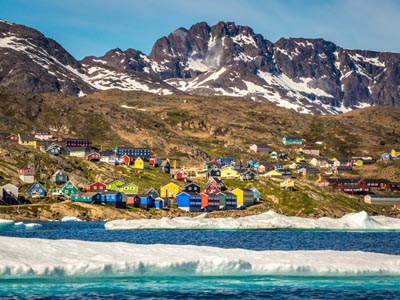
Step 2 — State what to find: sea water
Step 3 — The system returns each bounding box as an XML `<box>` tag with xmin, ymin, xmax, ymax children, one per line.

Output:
<box><xmin>1</xmin><ymin>219</ymin><xmax>400</xmax><ymax>299</ymax></box>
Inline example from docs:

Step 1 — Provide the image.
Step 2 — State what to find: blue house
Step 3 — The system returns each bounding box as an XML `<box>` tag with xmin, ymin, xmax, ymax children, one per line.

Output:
<box><xmin>52</xmin><ymin>170</ymin><xmax>68</xmax><ymax>185</ymax></box>
<box><xmin>26</xmin><ymin>182</ymin><xmax>47</xmax><ymax>198</ymax></box>
<box><xmin>381</xmin><ymin>153</ymin><xmax>391</xmax><ymax>161</ymax></box>
<box><xmin>139</xmin><ymin>194</ymin><xmax>155</xmax><ymax>209</ymax></box>
<box><xmin>101</xmin><ymin>190</ymin><xmax>125</xmax><ymax>208</ymax></box>
<box><xmin>176</xmin><ymin>192</ymin><xmax>201</xmax><ymax>212</ymax></box>
<box><xmin>251</xmin><ymin>187</ymin><xmax>261</xmax><ymax>201</ymax></box>
<box><xmin>146</xmin><ymin>188</ymin><xmax>160</xmax><ymax>199</ymax></box>
<box><xmin>112</xmin><ymin>147</ymin><xmax>150</xmax><ymax>158</ymax></box>
<box><xmin>154</xmin><ymin>198</ymin><xmax>164</xmax><ymax>209</ymax></box>
<box><xmin>282</xmin><ymin>137</ymin><xmax>303</xmax><ymax>145</ymax></box>
<box><xmin>160</xmin><ymin>160</ymin><xmax>171</xmax><ymax>174</ymax></box>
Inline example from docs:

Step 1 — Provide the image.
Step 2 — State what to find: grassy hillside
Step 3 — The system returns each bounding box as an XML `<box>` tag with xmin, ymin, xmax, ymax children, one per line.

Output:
<box><xmin>0</xmin><ymin>88</ymin><xmax>399</xmax><ymax>219</ymax></box>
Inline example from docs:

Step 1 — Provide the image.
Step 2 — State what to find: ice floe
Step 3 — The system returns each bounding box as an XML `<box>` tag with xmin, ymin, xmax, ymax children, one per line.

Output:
<box><xmin>105</xmin><ymin>211</ymin><xmax>400</xmax><ymax>230</ymax></box>
<box><xmin>0</xmin><ymin>236</ymin><xmax>399</xmax><ymax>278</ymax></box>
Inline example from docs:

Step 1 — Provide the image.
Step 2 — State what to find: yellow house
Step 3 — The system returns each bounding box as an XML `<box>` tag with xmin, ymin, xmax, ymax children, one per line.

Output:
<box><xmin>160</xmin><ymin>182</ymin><xmax>180</xmax><ymax>198</ymax></box>
<box><xmin>280</xmin><ymin>179</ymin><xmax>295</xmax><ymax>190</ymax></box>
<box><xmin>260</xmin><ymin>170</ymin><xmax>283</xmax><ymax>177</ymax></box>
<box><xmin>295</xmin><ymin>155</ymin><xmax>305</xmax><ymax>163</ymax></box>
<box><xmin>133</xmin><ymin>157</ymin><xmax>145</xmax><ymax>169</ymax></box>
<box><xmin>220</xmin><ymin>168</ymin><xmax>240</xmax><ymax>179</ymax></box>
<box><xmin>309</xmin><ymin>158</ymin><xmax>320</xmax><ymax>167</ymax></box>
<box><xmin>391</xmin><ymin>149</ymin><xmax>400</xmax><ymax>158</ymax></box>
<box><xmin>289</xmin><ymin>163</ymin><xmax>299</xmax><ymax>170</ymax></box>
<box><xmin>231</xmin><ymin>188</ymin><xmax>254</xmax><ymax>207</ymax></box>
<box><xmin>18</xmin><ymin>134</ymin><xmax>37</xmax><ymax>149</ymax></box>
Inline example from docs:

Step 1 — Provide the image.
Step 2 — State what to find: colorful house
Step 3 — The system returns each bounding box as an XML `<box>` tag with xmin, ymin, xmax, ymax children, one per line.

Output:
<box><xmin>18</xmin><ymin>164</ymin><xmax>35</xmax><ymax>183</ymax></box>
<box><xmin>231</xmin><ymin>188</ymin><xmax>254</xmax><ymax>208</ymax></box>
<box><xmin>174</xmin><ymin>168</ymin><xmax>188</xmax><ymax>181</ymax></box>
<box><xmin>282</xmin><ymin>137</ymin><xmax>303</xmax><ymax>145</ymax></box>
<box><xmin>146</xmin><ymin>188</ymin><xmax>160</xmax><ymax>199</ymax></box>
<box><xmin>52</xmin><ymin>170</ymin><xmax>68</xmax><ymax>185</ymax></box>
<box><xmin>220</xmin><ymin>167</ymin><xmax>240</xmax><ymax>179</ymax></box>
<box><xmin>160</xmin><ymin>160</ymin><xmax>171</xmax><ymax>174</ymax></box>
<box><xmin>18</xmin><ymin>134</ymin><xmax>37</xmax><ymax>148</ymax></box>
<box><xmin>125</xmin><ymin>194</ymin><xmax>141</xmax><ymax>207</ymax></box>
<box><xmin>207</xmin><ymin>165</ymin><xmax>221</xmax><ymax>178</ymax></box>
<box><xmin>112</xmin><ymin>147</ymin><xmax>150</xmax><ymax>158</ymax></box>
<box><xmin>46</xmin><ymin>143</ymin><xmax>63</xmax><ymax>156</ymax></box>
<box><xmin>200</xmin><ymin>193</ymin><xmax>220</xmax><ymax>211</ymax></box>
<box><xmin>63</xmin><ymin>138</ymin><xmax>92</xmax><ymax>148</ymax></box>
<box><xmin>154</xmin><ymin>198</ymin><xmax>164</xmax><ymax>209</ymax></box>
<box><xmin>160</xmin><ymin>182</ymin><xmax>180</xmax><ymax>198</ymax></box>
<box><xmin>71</xmin><ymin>192</ymin><xmax>101</xmax><ymax>204</ymax></box>
<box><xmin>121</xmin><ymin>154</ymin><xmax>131</xmax><ymax>165</ymax></box>
<box><xmin>270</xmin><ymin>151</ymin><xmax>278</xmax><ymax>160</ymax></box>
<box><xmin>183</xmin><ymin>182</ymin><xmax>201</xmax><ymax>193</ymax></box>
<box><xmin>280</xmin><ymin>179</ymin><xmax>295</xmax><ymax>190</ymax></box>
<box><xmin>262</xmin><ymin>170</ymin><xmax>283</xmax><ymax>177</ymax></box>
<box><xmin>88</xmin><ymin>181</ymin><xmax>107</xmax><ymax>193</ymax></box>
<box><xmin>249</xmin><ymin>144</ymin><xmax>269</xmax><ymax>153</ymax></box>
<box><xmin>251</xmin><ymin>187</ymin><xmax>261</xmax><ymax>201</ymax></box>
<box><xmin>217</xmin><ymin>192</ymin><xmax>237</xmax><ymax>210</ymax></box>
<box><xmin>381</xmin><ymin>153</ymin><xmax>391</xmax><ymax>161</ymax></box>
<box><xmin>26</xmin><ymin>182</ymin><xmax>47</xmax><ymax>198</ymax></box>
<box><xmin>106</xmin><ymin>180</ymin><xmax>125</xmax><ymax>190</ymax></box>
<box><xmin>203</xmin><ymin>183</ymin><xmax>220</xmax><ymax>194</ymax></box>
<box><xmin>133</xmin><ymin>157</ymin><xmax>145</xmax><ymax>169</ymax></box>
<box><xmin>207</xmin><ymin>177</ymin><xmax>227</xmax><ymax>191</ymax></box>
<box><xmin>139</xmin><ymin>194</ymin><xmax>155</xmax><ymax>209</ymax></box>
<box><xmin>240</xmin><ymin>170</ymin><xmax>256</xmax><ymax>181</ymax></box>
<box><xmin>86</xmin><ymin>152</ymin><xmax>101</xmax><ymax>162</ymax></box>
<box><xmin>101</xmin><ymin>190</ymin><xmax>125</xmax><ymax>208</ymax></box>
<box><xmin>391</xmin><ymin>149</ymin><xmax>400</xmax><ymax>158</ymax></box>
<box><xmin>61</xmin><ymin>181</ymin><xmax>79</xmax><ymax>198</ymax></box>
<box><xmin>309</xmin><ymin>158</ymin><xmax>320</xmax><ymax>167</ymax></box>
<box><xmin>175</xmin><ymin>192</ymin><xmax>201</xmax><ymax>212</ymax></box>
<box><xmin>117</xmin><ymin>182</ymin><xmax>139</xmax><ymax>194</ymax></box>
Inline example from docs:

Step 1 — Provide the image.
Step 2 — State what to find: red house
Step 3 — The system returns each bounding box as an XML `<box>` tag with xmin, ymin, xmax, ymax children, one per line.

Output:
<box><xmin>121</xmin><ymin>154</ymin><xmax>131</xmax><ymax>165</ymax></box>
<box><xmin>203</xmin><ymin>183</ymin><xmax>220</xmax><ymax>194</ymax></box>
<box><xmin>126</xmin><ymin>194</ymin><xmax>140</xmax><ymax>207</ymax></box>
<box><xmin>86</xmin><ymin>152</ymin><xmax>101</xmax><ymax>162</ymax></box>
<box><xmin>88</xmin><ymin>181</ymin><xmax>107</xmax><ymax>192</ymax></box>
<box><xmin>174</xmin><ymin>168</ymin><xmax>188</xmax><ymax>181</ymax></box>
<box><xmin>6</xmin><ymin>134</ymin><xmax>19</xmax><ymax>143</ymax></box>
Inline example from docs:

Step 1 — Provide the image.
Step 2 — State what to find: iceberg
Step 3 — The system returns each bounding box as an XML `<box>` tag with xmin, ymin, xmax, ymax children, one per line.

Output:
<box><xmin>0</xmin><ymin>236</ymin><xmax>400</xmax><ymax>278</ymax></box>
<box><xmin>24</xmin><ymin>223</ymin><xmax>42</xmax><ymax>228</ymax></box>
<box><xmin>105</xmin><ymin>210</ymin><xmax>400</xmax><ymax>230</ymax></box>
<box><xmin>61</xmin><ymin>216</ymin><xmax>83</xmax><ymax>222</ymax></box>
<box><xmin>0</xmin><ymin>219</ymin><xmax>14</xmax><ymax>226</ymax></box>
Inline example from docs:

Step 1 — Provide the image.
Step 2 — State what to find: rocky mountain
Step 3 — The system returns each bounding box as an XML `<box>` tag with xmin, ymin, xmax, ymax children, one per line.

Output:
<box><xmin>0</xmin><ymin>19</ymin><xmax>177</xmax><ymax>96</ymax></box>
<box><xmin>1</xmin><ymin>19</ymin><xmax>399</xmax><ymax>114</ymax></box>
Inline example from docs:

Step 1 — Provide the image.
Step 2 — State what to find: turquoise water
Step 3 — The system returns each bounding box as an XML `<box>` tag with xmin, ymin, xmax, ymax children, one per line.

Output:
<box><xmin>1</xmin><ymin>221</ymin><xmax>400</xmax><ymax>299</ymax></box>
<box><xmin>1</xmin><ymin>276</ymin><xmax>400</xmax><ymax>299</ymax></box>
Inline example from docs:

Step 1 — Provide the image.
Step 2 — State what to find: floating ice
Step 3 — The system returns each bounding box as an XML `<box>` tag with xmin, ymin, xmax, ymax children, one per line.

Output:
<box><xmin>24</xmin><ymin>223</ymin><xmax>42</xmax><ymax>228</ymax></box>
<box><xmin>61</xmin><ymin>216</ymin><xmax>82</xmax><ymax>222</ymax></box>
<box><xmin>105</xmin><ymin>211</ymin><xmax>400</xmax><ymax>230</ymax></box>
<box><xmin>0</xmin><ymin>237</ymin><xmax>399</xmax><ymax>278</ymax></box>
<box><xmin>0</xmin><ymin>219</ymin><xmax>14</xmax><ymax>226</ymax></box>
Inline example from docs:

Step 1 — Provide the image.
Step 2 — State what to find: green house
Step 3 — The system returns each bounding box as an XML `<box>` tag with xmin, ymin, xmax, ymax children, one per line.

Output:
<box><xmin>61</xmin><ymin>180</ymin><xmax>79</xmax><ymax>198</ymax></box>
<box><xmin>106</xmin><ymin>180</ymin><xmax>125</xmax><ymax>190</ymax></box>
<box><xmin>117</xmin><ymin>182</ymin><xmax>138</xmax><ymax>194</ymax></box>
<box><xmin>71</xmin><ymin>192</ymin><xmax>101</xmax><ymax>203</ymax></box>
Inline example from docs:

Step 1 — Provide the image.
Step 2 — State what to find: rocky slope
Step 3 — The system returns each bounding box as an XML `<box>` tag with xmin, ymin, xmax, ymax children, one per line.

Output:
<box><xmin>1</xmin><ymin>19</ymin><xmax>399</xmax><ymax>114</ymax></box>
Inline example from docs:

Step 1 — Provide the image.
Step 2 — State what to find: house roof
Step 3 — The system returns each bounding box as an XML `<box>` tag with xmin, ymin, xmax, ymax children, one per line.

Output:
<box><xmin>101</xmin><ymin>190</ymin><xmax>121</xmax><ymax>195</ymax></box>
<box><xmin>19</xmin><ymin>133</ymin><xmax>35</xmax><ymax>142</ymax></box>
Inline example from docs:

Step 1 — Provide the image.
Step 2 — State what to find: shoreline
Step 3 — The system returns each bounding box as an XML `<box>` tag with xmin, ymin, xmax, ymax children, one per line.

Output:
<box><xmin>0</xmin><ymin>200</ymin><xmax>399</xmax><ymax>222</ymax></box>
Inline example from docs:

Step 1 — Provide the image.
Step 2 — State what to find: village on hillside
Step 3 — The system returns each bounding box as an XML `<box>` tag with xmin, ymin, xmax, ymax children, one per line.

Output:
<box><xmin>0</xmin><ymin>130</ymin><xmax>400</xmax><ymax>213</ymax></box>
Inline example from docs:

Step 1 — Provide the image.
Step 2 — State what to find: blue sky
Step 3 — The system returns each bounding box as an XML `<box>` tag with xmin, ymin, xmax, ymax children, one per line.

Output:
<box><xmin>2</xmin><ymin>0</ymin><xmax>400</xmax><ymax>59</ymax></box>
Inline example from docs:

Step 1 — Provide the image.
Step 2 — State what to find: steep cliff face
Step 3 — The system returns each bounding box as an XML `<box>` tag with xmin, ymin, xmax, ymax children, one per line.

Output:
<box><xmin>1</xmin><ymin>19</ymin><xmax>399</xmax><ymax>114</ymax></box>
